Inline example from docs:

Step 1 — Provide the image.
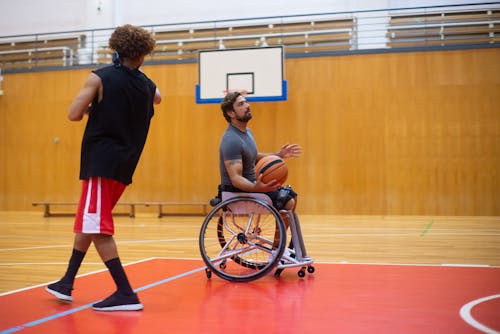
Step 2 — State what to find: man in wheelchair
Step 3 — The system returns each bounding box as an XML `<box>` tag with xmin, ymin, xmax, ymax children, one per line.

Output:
<box><xmin>212</xmin><ymin>91</ymin><xmax>310</xmax><ymax>261</ymax></box>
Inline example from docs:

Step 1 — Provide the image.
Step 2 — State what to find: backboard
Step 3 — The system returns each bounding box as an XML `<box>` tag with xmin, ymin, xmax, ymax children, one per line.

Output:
<box><xmin>196</xmin><ymin>46</ymin><xmax>287</xmax><ymax>104</ymax></box>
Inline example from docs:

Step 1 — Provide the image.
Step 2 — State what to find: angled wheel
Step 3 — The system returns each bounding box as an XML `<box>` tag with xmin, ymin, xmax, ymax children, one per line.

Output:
<box><xmin>199</xmin><ymin>196</ymin><xmax>286</xmax><ymax>282</ymax></box>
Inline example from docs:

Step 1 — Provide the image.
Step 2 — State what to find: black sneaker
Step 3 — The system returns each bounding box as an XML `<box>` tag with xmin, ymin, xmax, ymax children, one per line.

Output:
<box><xmin>92</xmin><ymin>291</ymin><xmax>143</xmax><ymax>311</ymax></box>
<box><xmin>46</xmin><ymin>281</ymin><xmax>73</xmax><ymax>302</ymax></box>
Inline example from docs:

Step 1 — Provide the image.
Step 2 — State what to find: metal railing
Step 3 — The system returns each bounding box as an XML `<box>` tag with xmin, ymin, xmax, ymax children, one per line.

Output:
<box><xmin>0</xmin><ymin>2</ymin><xmax>499</xmax><ymax>73</ymax></box>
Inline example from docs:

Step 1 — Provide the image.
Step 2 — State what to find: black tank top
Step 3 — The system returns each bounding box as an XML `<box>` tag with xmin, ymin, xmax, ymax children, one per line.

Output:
<box><xmin>79</xmin><ymin>65</ymin><xmax>156</xmax><ymax>185</ymax></box>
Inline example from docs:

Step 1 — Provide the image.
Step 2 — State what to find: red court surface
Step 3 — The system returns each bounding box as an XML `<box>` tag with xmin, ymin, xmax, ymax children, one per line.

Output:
<box><xmin>0</xmin><ymin>259</ymin><xmax>499</xmax><ymax>334</ymax></box>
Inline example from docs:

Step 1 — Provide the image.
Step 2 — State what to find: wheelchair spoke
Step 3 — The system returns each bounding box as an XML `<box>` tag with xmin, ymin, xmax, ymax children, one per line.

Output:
<box><xmin>251</xmin><ymin>235</ymin><xmax>275</xmax><ymax>249</ymax></box>
<box><xmin>222</xmin><ymin>212</ymin><xmax>244</xmax><ymax>235</ymax></box>
<box><xmin>243</xmin><ymin>213</ymin><xmax>256</xmax><ymax>234</ymax></box>
<box><xmin>211</xmin><ymin>244</ymin><xmax>259</xmax><ymax>263</ymax></box>
<box><xmin>217</xmin><ymin>234</ymin><xmax>237</xmax><ymax>253</ymax></box>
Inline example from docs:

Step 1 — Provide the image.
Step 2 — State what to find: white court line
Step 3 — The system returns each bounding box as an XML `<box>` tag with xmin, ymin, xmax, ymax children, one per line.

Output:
<box><xmin>305</xmin><ymin>233</ymin><xmax>500</xmax><ymax>237</ymax></box>
<box><xmin>3</xmin><ymin>231</ymin><xmax>499</xmax><ymax>252</ymax></box>
<box><xmin>1</xmin><ymin>258</ymin><xmax>498</xmax><ymax>296</ymax></box>
<box><xmin>0</xmin><ymin>257</ymin><xmax>156</xmax><ymax>297</ymax></box>
<box><xmin>0</xmin><ymin>262</ymin><xmax>103</xmax><ymax>266</ymax></box>
<box><xmin>0</xmin><ymin>244</ymin><xmax>72</xmax><ymax>251</ymax></box>
<box><xmin>315</xmin><ymin>261</ymin><xmax>498</xmax><ymax>268</ymax></box>
<box><xmin>441</xmin><ymin>263</ymin><xmax>492</xmax><ymax>267</ymax></box>
<box><xmin>117</xmin><ymin>238</ymin><xmax>198</xmax><ymax>244</ymax></box>
<box><xmin>0</xmin><ymin>238</ymin><xmax>198</xmax><ymax>252</ymax></box>
<box><xmin>330</xmin><ymin>234</ymin><xmax>430</xmax><ymax>237</ymax></box>
<box><xmin>459</xmin><ymin>294</ymin><xmax>500</xmax><ymax>334</ymax></box>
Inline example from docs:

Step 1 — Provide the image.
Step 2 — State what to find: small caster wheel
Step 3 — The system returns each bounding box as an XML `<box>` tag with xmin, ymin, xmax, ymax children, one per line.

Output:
<box><xmin>220</xmin><ymin>261</ymin><xmax>226</xmax><ymax>269</ymax></box>
<box><xmin>307</xmin><ymin>265</ymin><xmax>315</xmax><ymax>274</ymax></box>
<box><xmin>298</xmin><ymin>269</ymin><xmax>306</xmax><ymax>278</ymax></box>
<box><xmin>205</xmin><ymin>268</ymin><xmax>212</xmax><ymax>279</ymax></box>
<box><xmin>274</xmin><ymin>268</ymin><xmax>283</xmax><ymax>278</ymax></box>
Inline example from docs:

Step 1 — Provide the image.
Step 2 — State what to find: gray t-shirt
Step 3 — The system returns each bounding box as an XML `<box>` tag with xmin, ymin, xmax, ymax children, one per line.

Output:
<box><xmin>219</xmin><ymin>124</ymin><xmax>258</xmax><ymax>185</ymax></box>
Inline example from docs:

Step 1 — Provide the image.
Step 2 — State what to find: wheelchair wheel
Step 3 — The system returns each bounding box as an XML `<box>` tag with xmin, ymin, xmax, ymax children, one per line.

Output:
<box><xmin>199</xmin><ymin>196</ymin><xmax>286</xmax><ymax>282</ymax></box>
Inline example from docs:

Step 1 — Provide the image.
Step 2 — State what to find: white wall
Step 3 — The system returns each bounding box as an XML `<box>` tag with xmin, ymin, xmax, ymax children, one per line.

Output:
<box><xmin>0</xmin><ymin>0</ymin><xmax>488</xmax><ymax>36</ymax></box>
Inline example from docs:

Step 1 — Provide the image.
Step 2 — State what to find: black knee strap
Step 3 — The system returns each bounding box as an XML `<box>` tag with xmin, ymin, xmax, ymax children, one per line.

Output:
<box><xmin>275</xmin><ymin>185</ymin><xmax>297</xmax><ymax>210</ymax></box>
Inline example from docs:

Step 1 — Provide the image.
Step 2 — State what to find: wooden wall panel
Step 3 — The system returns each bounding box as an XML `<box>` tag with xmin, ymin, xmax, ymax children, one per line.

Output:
<box><xmin>0</xmin><ymin>48</ymin><xmax>499</xmax><ymax>215</ymax></box>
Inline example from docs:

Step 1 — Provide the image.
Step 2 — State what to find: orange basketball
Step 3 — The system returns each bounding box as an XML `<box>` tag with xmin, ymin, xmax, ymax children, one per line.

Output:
<box><xmin>255</xmin><ymin>155</ymin><xmax>288</xmax><ymax>185</ymax></box>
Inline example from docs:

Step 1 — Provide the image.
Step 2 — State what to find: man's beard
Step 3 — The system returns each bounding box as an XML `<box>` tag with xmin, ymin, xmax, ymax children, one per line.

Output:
<box><xmin>236</xmin><ymin>110</ymin><xmax>252</xmax><ymax>122</ymax></box>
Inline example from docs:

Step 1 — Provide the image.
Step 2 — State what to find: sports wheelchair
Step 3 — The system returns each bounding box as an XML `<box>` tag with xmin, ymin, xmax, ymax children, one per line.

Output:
<box><xmin>199</xmin><ymin>190</ymin><xmax>314</xmax><ymax>282</ymax></box>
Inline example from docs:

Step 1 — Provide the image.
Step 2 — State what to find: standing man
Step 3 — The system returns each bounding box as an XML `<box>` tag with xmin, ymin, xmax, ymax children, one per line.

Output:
<box><xmin>46</xmin><ymin>24</ymin><xmax>161</xmax><ymax>311</ymax></box>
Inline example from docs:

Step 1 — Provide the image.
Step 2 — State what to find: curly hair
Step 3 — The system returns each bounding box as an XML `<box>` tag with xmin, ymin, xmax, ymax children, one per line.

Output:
<box><xmin>109</xmin><ymin>24</ymin><xmax>156</xmax><ymax>61</ymax></box>
<box><xmin>220</xmin><ymin>91</ymin><xmax>242</xmax><ymax>123</ymax></box>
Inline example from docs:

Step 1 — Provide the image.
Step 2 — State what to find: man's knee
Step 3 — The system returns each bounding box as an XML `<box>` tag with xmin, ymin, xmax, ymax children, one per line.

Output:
<box><xmin>284</xmin><ymin>198</ymin><xmax>295</xmax><ymax>211</ymax></box>
<box><xmin>274</xmin><ymin>185</ymin><xmax>297</xmax><ymax>211</ymax></box>
<box><xmin>74</xmin><ymin>233</ymin><xmax>92</xmax><ymax>251</ymax></box>
<box><xmin>92</xmin><ymin>234</ymin><xmax>118</xmax><ymax>261</ymax></box>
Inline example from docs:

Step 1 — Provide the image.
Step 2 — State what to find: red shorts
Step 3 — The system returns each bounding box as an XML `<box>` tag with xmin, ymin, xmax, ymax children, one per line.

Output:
<box><xmin>74</xmin><ymin>177</ymin><xmax>126</xmax><ymax>235</ymax></box>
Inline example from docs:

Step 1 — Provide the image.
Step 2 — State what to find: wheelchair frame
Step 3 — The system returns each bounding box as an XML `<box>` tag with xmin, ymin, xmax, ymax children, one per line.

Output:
<box><xmin>199</xmin><ymin>193</ymin><xmax>314</xmax><ymax>282</ymax></box>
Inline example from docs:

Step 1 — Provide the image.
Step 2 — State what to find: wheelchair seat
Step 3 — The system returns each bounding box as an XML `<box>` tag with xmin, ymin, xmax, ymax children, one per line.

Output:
<box><xmin>221</xmin><ymin>191</ymin><xmax>273</xmax><ymax>205</ymax></box>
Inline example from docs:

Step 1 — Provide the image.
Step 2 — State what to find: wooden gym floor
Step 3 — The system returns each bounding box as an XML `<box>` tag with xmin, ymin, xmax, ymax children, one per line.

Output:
<box><xmin>0</xmin><ymin>211</ymin><xmax>499</xmax><ymax>333</ymax></box>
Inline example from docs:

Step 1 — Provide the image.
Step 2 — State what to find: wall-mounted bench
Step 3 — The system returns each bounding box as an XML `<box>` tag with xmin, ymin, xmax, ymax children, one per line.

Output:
<box><xmin>32</xmin><ymin>201</ymin><xmax>138</xmax><ymax>218</ymax></box>
<box><xmin>32</xmin><ymin>201</ymin><xmax>209</xmax><ymax>218</ymax></box>
<box><xmin>142</xmin><ymin>201</ymin><xmax>209</xmax><ymax>218</ymax></box>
